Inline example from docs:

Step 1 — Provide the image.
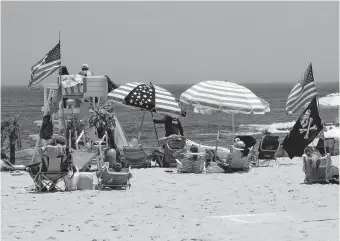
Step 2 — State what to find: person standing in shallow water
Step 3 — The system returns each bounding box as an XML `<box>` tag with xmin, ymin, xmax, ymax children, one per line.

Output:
<box><xmin>153</xmin><ymin>115</ymin><xmax>184</xmax><ymax>137</ymax></box>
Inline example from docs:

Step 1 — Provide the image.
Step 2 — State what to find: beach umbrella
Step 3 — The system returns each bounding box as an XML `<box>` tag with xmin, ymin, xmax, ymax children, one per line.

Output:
<box><xmin>304</xmin><ymin>93</ymin><xmax>340</xmax><ymax>109</ymax></box>
<box><xmin>107</xmin><ymin>82</ymin><xmax>186</xmax><ymax>144</ymax></box>
<box><xmin>180</xmin><ymin>80</ymin><xmax>270</xmax><ymax>149</ymax></box>
<box><xmin>317</xmin><ymin>93</ymin><xmax>340</xmax><ymax>109</ymax></box>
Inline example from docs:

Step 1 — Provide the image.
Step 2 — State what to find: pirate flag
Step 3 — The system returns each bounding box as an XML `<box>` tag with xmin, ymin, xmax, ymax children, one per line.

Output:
<box><xmin>283</xmin><ymin>97</ymin><xmax>323</xmax><ymax>159</ymax></box>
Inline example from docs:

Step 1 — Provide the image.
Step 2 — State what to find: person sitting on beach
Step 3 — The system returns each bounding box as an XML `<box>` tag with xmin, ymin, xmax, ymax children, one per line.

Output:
<box><xmin>234</xmin><ymin>137</ymin><xmax>249</xmax><ymax>157</ymax></box>
<box><xmin>173</xmin><ymin>144</ymin><xmax>209</xmax><ymax>173</ymax></box>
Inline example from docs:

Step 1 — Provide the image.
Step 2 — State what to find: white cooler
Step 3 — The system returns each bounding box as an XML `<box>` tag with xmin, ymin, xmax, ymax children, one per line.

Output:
<box><xmin>77</xmin><ymin>172</ymin><xmax>94</xmax><ymax>190</ymax></box>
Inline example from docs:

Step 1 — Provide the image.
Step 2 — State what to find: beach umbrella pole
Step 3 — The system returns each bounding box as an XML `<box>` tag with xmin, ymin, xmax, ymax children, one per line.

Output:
<box><xmin>232</xmin><ymin>113</ymin><xmax>235</xmax><ymax>142</ymax></box>
<box><xmin>215</xmin><ymin>113</ymin><xmax>222</xmax><ymax>154</ymax></box>
<box><xmin>151</xmin><ymin>112</ymin><xmax>160</xmax><ymax>147</ymax></box>
<box><xmin>137</xmin><ymin>111</ymin><xmax>146</xmax><ymax>143</ymax></box>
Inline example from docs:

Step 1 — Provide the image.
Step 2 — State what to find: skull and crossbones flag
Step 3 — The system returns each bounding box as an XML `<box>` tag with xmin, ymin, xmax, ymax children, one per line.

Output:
<box><xmin>283</xmin><ymin>97</ymin><xmax>323</xmax><ymax>159</ymax></box>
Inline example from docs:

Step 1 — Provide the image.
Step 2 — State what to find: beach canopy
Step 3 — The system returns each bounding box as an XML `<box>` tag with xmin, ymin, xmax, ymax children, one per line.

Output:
<box><xmin>180</xmin><ymin>80</ymin><xmax>270</xmax><ymax>115</ymax></box>
<box><xmin>107</xmin><ymin>82</ymin><xmax>185</xmax><ymax>117</ymax></box>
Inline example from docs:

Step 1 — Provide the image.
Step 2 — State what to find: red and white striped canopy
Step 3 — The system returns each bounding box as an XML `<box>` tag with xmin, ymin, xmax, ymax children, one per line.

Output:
<box><xmin>107</xmin><ymin>82</ymin><xmax>185</xmax><ymax>117</ymax></box>
<box><xmin>180</xmin><ymin>80</ymin><xmax>270</xmax><ymax>114</ymax></box>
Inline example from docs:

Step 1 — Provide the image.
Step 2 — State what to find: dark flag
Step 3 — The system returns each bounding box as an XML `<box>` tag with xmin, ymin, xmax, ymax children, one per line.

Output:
<box><xmin>283</xmin><ymin>97</ymin><xmax>323</xmax><ymax>159</ymax></box>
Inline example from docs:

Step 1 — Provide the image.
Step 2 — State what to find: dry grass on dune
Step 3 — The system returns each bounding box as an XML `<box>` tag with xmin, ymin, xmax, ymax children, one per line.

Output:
<box><xmin>1</xmin><ymin>156</ymin><xmax>339</xmax><ymax>241</ymax></box>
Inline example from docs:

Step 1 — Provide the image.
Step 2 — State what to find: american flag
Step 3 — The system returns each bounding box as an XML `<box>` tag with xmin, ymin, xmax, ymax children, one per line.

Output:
<box><xmin>124</xmin><ymin>83</ymin><xmax>155</xmax><ymax>111</ymax></box>
<box><xmin>29</xmin><ymin>42</ymin><xmax>61</xmax><ymax>87</ymax></box>
<box><xmin>286</xmin><ymin>63</ymin><xmax>318</xmax><ymax>115</ymax></box>
<box><xmin>107</xmin><ymin>82</ymin><xmax>185</xmax><ymax>117</ymax></box>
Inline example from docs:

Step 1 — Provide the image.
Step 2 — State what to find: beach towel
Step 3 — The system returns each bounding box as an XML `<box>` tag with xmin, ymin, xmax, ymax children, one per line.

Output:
<box><xmin>61</xmin><ymin>74</ymin><xmax>86</xmax><ymax>96</ymax></box>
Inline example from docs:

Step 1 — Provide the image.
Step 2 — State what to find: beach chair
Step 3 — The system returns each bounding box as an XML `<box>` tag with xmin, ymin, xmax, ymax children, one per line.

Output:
<box><xmin>175</xmin><ymin>155</ymin><xmax>206</xmax><ymax>174</ymax></box>
<box><xmin>77</xmin><ymin>129</ymin><xmax>108</xmax><ymax>171</ymax></box>
<box><xmin>96</xmin><ymin>166</ymin><xmax>131</xmax><ymax>190</ymax></box>
<box><xmin>257</xmin><ymin>135</ymin><xmax>280</xmax><ymax>166</ymax></box>
<box><xmin>96</xmin><ymin>156</ymin><xmax>131</xmax><ymax>190</ymax></box>
<box><xmin>226</xmin><ymin>145</ymin><xmax>251</xmax><ymax>172</ymax></box>
<box><xmin>122</xmin><ymin>146</ymin><xmax>152</xmax><ymax>168</ymax></box>
<box><xmin>302</xmin><ymin>153</ymin><xmax>339</xmax><ymax>184</ymax></box>
<box><xmin>29</xmin><ymin>145</ymin><xmax>71</xmax><ymax>192</ymax></box>
<box><xmin>315</xmin><ymin>138</ymin><xmax>336</xmax><ymax>156</ymax></box>
<box><xmin>163</xmin><ymin>135</ymin><xmax>187</xmax><ymax>168</ymax></box>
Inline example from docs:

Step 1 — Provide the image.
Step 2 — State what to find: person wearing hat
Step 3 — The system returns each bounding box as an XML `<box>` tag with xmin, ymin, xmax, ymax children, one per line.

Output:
<box><xmin>78</xmin><ymin>64</ymin><xmax>94</xmax><ymax>77</ymax></box>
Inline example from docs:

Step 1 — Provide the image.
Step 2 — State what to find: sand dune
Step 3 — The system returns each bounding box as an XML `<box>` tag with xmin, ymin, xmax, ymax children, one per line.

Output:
<box><xmin>1</xmin><ymin>157</ymin><xmax>339</xmax><ymax>241</ymax></box>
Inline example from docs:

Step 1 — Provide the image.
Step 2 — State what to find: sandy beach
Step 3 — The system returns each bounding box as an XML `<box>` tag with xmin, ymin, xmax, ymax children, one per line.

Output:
<box><xmin>1</xmin><ymin>156</ymin><xmax>339</xmax><ymax>241</ymax></box>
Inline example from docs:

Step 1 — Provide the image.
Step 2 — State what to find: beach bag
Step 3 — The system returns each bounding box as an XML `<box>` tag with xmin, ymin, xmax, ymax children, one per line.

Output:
<box><xmin>39</xmin><ymin>114</ymin><xmax>53</xmax><ymax>140</ymax></box>
<box><xmin>64</xmin><ymin>171</ymin><xmax>79</xmax><ymax>191</ymax></box>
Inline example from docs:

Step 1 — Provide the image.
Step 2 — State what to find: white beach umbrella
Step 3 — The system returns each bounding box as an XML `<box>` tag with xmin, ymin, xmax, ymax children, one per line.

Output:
<box><xmin>318</xmin><ymin>93</ymin><xmax>340</xmax><ymax>109</ymax></box>
<box><xmin>304</xmin><ymin>93</ymin><xmax>340</xmax><ymax>109</ymax></box>
<box><xmin>180</xmin><ymin>80</ymin><xmax>270</xmax><ymax>147</ymax></box>
<box><xmin>181</xmin><ymin>80</ymin><xmax>270</xmax><ymax>114</ymax></box>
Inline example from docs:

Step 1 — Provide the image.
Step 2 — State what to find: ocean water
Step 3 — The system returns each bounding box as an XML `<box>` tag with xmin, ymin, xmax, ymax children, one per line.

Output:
<box><xmin>1</xmin><ymin>82</ymin><xmax>339</xmax><ymax>150</ymax></box>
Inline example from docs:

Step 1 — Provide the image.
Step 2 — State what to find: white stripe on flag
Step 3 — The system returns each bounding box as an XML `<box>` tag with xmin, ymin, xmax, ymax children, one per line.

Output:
<box><xmin>286</xmin><ymin>83</ymin><xmax>317</xmax><ymax>114</ymax></box>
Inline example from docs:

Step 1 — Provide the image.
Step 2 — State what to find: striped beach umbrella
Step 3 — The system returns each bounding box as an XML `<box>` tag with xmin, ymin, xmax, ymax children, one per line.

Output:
<box><xmin>180</xmin><ymin>80</ymin><xmax>270</xmax><ymax>114</ymax></box>
<box><xmin>180</xmin><ymin>80</ymin><xmax>270</xmax><ymax>147</ymax></box>
<box><xmin>107</xmin><ymin>82</ymin><xmax>185</xmax><ymax>117</ymax></box>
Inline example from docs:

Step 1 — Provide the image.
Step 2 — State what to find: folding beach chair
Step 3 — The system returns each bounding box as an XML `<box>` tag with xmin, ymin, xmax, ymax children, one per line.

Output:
<box><xmin>29</xmin><ymin>145</ymin><xmax>71</xmax><ymax>192</ymax></box>
<box><xmin>302</xmin><ymin>153</ymin><xmax>339</xmax><ymax>184</ymax></box>
<box><xmin>226</xmin><ymin>145</ymin><xmax>251</xmax><ymax>172</ymax></box>
<box><xmin>122</xmin><ymin>146</ymin><xmax>152</xmax><ymax>168</ymax></box>
<box><xmin>96</xmin><ymin>158</ymin><xmax>131</xmax><ymax>190</ymax></box>
<box><xmin>77</xmin><ymin>129</ymin><xmax>108</xmax><ymax>171</ymax></box>
<box><xmin>163</xmin><ymin>135</ymin><xmax>187</xmax><ymax>168</ymax></box>
<box><xmin>315</xmin><ymin>138</ymin><xmax>336</xmax><ymax>156</ymax></box>
<box><xmin>72</xmin><ymin>149</ymin><xmax>99</xmax><ymax>172</ymax></box>
<box><xmin>257</xmin><ymin>135</ymin><xmax>280</xmax><ymax>167</ymax></box>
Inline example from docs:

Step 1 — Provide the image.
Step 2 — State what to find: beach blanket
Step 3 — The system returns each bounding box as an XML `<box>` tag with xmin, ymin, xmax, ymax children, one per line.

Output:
<box><xmin>61</xmin><ymin>74</ymin><xmax>86</xmax><ymax>96</ymax></box>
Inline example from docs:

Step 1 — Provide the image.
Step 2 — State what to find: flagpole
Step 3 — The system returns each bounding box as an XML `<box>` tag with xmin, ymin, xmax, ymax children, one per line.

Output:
<box><xmin>316</xmin><ymin>95</ymin><xmax>327</xmax><ymax>155</ymax></box>
<box><xmin>137</xmin><ymin>110</ymin><xmax>145</xmax><ymax>143</ymax></box>
<box><xmin>312</xmin><ymin>62</ymin><xmax>327</xmax><ymax>155</ymax></box>
<box><xmin>151</xmin><ymin>112</ymin><xmax>160</xmax><ymax>147</ymax></box>
<box><xmin>58</xmin><ymin>31</ymin><xmax>66</xmax><ymax>133</ymax></box>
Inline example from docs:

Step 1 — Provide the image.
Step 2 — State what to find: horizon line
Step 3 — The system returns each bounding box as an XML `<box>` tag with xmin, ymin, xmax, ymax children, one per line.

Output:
<box><xmin>1</xmin><ymin>80</ymin><xmax>339</xmax><ymax>87</ymax></box>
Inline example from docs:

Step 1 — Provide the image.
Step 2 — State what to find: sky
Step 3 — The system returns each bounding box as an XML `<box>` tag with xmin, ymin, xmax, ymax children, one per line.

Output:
<box><xmin>1</xmin><ymin>1</ymin><xmax>339</xmax><ymax>86</ymax></box>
